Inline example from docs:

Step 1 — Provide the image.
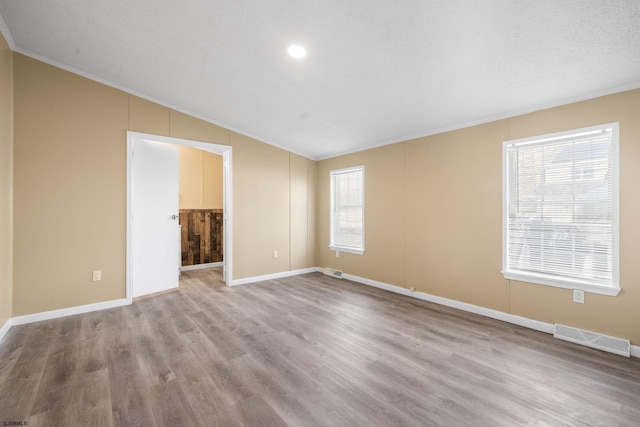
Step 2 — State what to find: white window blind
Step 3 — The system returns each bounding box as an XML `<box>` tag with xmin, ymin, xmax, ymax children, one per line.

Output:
<box><xmin>502</xmin><ymin>123</ymin><xmax>619</xmax><ymax>295</ymax></box>
<box><xmin>330</xmin><ymin>166</ymin><xmax>364</xmax><ymax>255</ymax></box>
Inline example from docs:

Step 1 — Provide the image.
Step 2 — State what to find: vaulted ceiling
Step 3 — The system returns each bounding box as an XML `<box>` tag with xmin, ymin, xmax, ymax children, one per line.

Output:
<box><xmin>1</xmin><ymin>1</ymin><xmax>639</xmax><ymax>159</ymax></box>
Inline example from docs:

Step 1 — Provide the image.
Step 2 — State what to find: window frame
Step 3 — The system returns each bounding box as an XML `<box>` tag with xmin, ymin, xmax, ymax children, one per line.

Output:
<box><xmin>502</xmin><ymin>123</ymin><xmax>620</xmax><ymax>296</ymax></box>
<box><xmin>329</xmin><ymin>165</ymin><xmax>365</xmax><ymax>255</ymax></box>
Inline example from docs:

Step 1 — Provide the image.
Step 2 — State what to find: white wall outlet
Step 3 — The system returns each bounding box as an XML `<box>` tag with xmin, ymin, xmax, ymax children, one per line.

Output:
<box><xmin>273</xmin><ymin>250</ymin><xmax>278</xmax><ymax>259</ymax></box>
<box><xmin>336</xmin><ymin>250</ymin><xmax>340</xmax><ymax>258</ymax></box>
<box><xmin>92</xmin><ymin>270</ymin><xmax>102</xmax><ymax>282</ymax></box>
<box><xmin>573</xmin><ymin>289</ymin><xmax>584</xmax><ymax>304</ymax></box>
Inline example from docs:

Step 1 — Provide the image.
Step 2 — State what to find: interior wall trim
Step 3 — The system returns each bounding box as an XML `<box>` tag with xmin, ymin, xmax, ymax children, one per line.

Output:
<box><xmin>180</xmin><ymin>262</ymin><xmax>224</xmax><ymax>271</ymax></box>
<box><xmin>0</xmin><ymin>318</ymin><xmax>12</xmax><ymax>343</ymax></box>
<box><xmin>1</xmin><ymin>268</ymin><xmax>638</xmax><ymax>358</ymax></box>
<box><xmin>230</xmin><ymin>267</ymin><xmax>321</xmax><ymax>286</ymax></box>
<box><xmin>0</xmin><ymin>13</ymin><xmax>16</xmax><ymax>50</ymax></box>
<box><xmin>9</xmin><ymin>298</ymin><xmax>130</xmax><ymax>327</ymax></box>
<box><xmin>340</xmin><ymin>271</ymin><xmax>639</xmax><ymax>358</ymax></box>
<box><xmin>342</xmin><ymin>272</ymin><xmax>554</xmax><ymax>333</ymax></box>
<box><xmin>5</xmin><ymin>46</ymin><xmax>313</xmax><ymax>161</ymax></box>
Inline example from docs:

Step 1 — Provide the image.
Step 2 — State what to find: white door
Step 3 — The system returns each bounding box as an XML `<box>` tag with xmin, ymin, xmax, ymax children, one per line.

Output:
<box><xmin>131</xmin><ymin>138</ymin><xmax>180</xmax><ymax>298</ymax></box>
<box><xmin>222</xmin><ymin>150</ymin><xmax>231</xmax><ymax>284</ymax></box>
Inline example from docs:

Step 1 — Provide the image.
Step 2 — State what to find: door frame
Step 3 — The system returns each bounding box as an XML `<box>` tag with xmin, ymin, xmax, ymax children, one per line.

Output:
<box><xmin>126</xmin><ymin>131</ymin><xmax>233</xmax><ymax>303</ymax></box>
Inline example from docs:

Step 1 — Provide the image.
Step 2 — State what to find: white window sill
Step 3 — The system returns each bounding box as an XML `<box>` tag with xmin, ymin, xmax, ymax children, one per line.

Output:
<box><xmin>329</xmin><ymin>245</ymin><xmax>365</xmax><ymax>255</ymax></box>
<box><xmin>502</xmin><ymin>269</ymin><xmax>620</xmax><ymax>296</ymax></box>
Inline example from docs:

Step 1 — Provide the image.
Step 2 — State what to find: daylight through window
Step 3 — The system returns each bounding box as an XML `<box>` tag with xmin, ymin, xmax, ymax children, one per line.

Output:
<box><xmin>330</xmin><ymin>166</ymin><xmax>365</xmax><ymax>255</ymax></box>
<box><xmin>502</xmin><ymin>123</ymin><xmax>619</xmax><ymax>295</ymax></box>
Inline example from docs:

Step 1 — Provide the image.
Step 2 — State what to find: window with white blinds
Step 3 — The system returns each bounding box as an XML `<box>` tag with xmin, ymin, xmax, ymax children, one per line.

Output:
<box><xmin>330</xmin><ymin>166</ymin><xmax>365</xmax><ymax>255</ymax></box>
<box><xmin>502</xmin><ymin>123</ymin><xmax>620</xmax><ymax>295</ymax></box>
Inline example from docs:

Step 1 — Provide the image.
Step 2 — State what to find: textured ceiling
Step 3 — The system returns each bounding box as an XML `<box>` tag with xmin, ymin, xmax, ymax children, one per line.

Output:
<box><xmin>1</xmin><ymin>1</ymin><xmax>639</xmax><ymax>160</ymax></box>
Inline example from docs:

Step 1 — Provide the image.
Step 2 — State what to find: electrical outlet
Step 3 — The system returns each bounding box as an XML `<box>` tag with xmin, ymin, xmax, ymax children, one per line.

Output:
<box><xmin>336</xmin><ymin>250</ymin><xmax>340</xmax><ymax>258</ymax></box>
<box><xmin>273</xmin><ymin>250</ymin><xmax>278</xmax><ymax>259</ymax></box>
<box><xmin>92</xmin><ymin>270</ymin><xmax>102</xmax><ymax>282</ymax></box>
<box><xmin>572</xmin><ymin>289</ymin><xmax>584</xmax><ymax>304</ymax></box>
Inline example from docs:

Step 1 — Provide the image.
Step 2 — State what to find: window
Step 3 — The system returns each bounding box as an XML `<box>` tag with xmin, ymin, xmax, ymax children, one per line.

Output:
<box><xmin>502</xmin><ymin>123</ymin><xmax>619</xmax><ymax>296</ymax></box>
<box><xmin>330</xmin><ymin>166</ymin><xmax>365</xmax><ymax>255</ymax></box>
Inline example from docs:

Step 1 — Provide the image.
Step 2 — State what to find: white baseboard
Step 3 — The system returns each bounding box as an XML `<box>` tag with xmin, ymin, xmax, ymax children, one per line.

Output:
<box><xmin>10</xmin><ymin>298</ymin><xmax>130</xmax><ymax>326</ymax></box>
<box><xmin>231</xmin><ymin>267</ymin><xmax>320</xmax><ymax>286</ymax></box>
<box><xmin>341</xmin><ymin>272</ymin><xmax>640</xmax><ymax>358</ymax></box>
<box><xmin>232</xmin><ymin>268</ymin><xmax>638</xmax><ymax>357</ymax></box>
<box><xmin>180</xmin><ymin>262</ymin><xmax>223</xmax><ymax>271</ymax></box>
<box><xmin>2</xmin><ymin>268</ymin><xmax>638</xmax><ymax>358</ymax></box>
<box><xmin>0</xmin><ymin>317</ymin><xmax>12</xmax><ymax>343</ymax></box>
<box><xmin>342</xmin><ymin>273</ymin><xmax>555</xmax><ymax>334</ymax></box>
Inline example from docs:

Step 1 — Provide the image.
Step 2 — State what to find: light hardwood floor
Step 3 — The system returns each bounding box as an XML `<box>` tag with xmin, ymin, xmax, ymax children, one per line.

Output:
<box><xmin>1</xmin><ymin>269</ymin><xmax>639</xmax><ymax>426</ymax></box>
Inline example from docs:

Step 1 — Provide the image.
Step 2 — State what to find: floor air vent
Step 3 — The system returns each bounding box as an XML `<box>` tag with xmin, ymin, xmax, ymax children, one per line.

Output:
<box><xmin>554</xmin><ymin>324</ymin><xmax>630</xmax><ymax>357</ymax></box>
<box><xmin>322</xmin><ymin>268</ymin><xmax>343</xmax><ymax>279</ymax></box>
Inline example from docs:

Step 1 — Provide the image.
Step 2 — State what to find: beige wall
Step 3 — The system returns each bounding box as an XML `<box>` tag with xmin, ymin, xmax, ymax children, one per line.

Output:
<box><xmin>0</xmin><ymin>34</ymin><xmax>13</xmax><ymax>327</ymax></box>
<box><xmin>318</xmin><ymin>89</ymin><xmax>640</xmax><ymax>345</ymax></box>
<box><xmin>318</xmin><ymin>144</ymin><xmax>408</xmax><ymax>288</ymax></box>
<box><xmin>170</xmin><ymin>110</ymin><xmax>230</xmax><ymax>145</ymax></box>
<box><xmin>178</xmin><ymin>145</ymin><xmax>223</xmax><ymax>210</ymax></box>
<box><xmin>290</xmin><ymin>154</ymin><xmax>317</xmax><ymax>270</ymax></box>
<box><xmin>12</xmin><ymin>54</ymin><xmax>316</xmax><ymax>315</ymax></box>
<box><xmin>230</xmin><ymin>133</ymin><xmax>317</xmax><ymax>278</ymax></box>
<box><xmin>202</xmin><ymin>150</ymin><xmax>223</xmax><ymax>209</ymax></box>
<box><xmin>506</xmin><ymin>91</ymin><xmax>640</xmax><ymax>344</ymax></box>
<box><xmin>13</xmin><ymin>54</ymin><xmax>129</xmax><ymax>314</ymax></box>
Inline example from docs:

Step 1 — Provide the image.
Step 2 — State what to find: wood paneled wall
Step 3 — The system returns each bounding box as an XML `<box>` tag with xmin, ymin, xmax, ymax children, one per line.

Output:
<box><xmin>180</xmin><ymin>209</ymin><xmax>223</xmax><ymax>266</ymax></box>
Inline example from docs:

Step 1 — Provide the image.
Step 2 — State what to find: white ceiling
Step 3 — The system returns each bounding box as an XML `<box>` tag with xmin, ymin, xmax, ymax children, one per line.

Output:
<box><xmin>1</xmin><ymin>1</ymin><xmax>639</xmax><ymax>160</ymax></box>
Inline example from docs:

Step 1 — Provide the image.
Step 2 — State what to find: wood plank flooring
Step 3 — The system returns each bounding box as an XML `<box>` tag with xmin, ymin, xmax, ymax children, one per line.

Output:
<box><xmin>1</xmin><ymin>269</ymin><xmax>639</xmax><ymax>426</ymax></box>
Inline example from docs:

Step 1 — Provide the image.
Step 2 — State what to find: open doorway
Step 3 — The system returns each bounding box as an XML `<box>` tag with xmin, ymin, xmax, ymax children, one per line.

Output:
<box><xmin>177</xmin><ymin>146</ymin><xmax>225</xmax><ymax>271</ymax></box>
<box><xmin>126</xmin><ymin>131</ymin><xmax>233</xmax><ymax>302</ymax></box>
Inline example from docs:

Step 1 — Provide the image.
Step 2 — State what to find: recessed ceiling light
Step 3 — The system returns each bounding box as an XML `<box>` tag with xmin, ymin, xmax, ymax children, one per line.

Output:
<box><xmin>288</xmin><ymin>44</ymin><xmax>307</xmax><ymax>59</ymax></box>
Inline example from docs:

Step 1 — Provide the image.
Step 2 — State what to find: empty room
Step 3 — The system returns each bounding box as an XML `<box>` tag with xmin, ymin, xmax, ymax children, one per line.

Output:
<box><xmin>1</xmin><ymin>1</ymin><xmax>639</xmax><ymax>426</ymax></box>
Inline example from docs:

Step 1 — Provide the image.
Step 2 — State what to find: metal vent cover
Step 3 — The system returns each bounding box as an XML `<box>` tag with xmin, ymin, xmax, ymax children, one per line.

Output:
<box><xmin>554</xmin><ymin>324</ymin><xmax>630</xmax><ymax>357</ymax></box>
<box><xmin>322</xmin><ymin>268</ymin><xmax>343</xmax><ymax>279</ymax></box>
